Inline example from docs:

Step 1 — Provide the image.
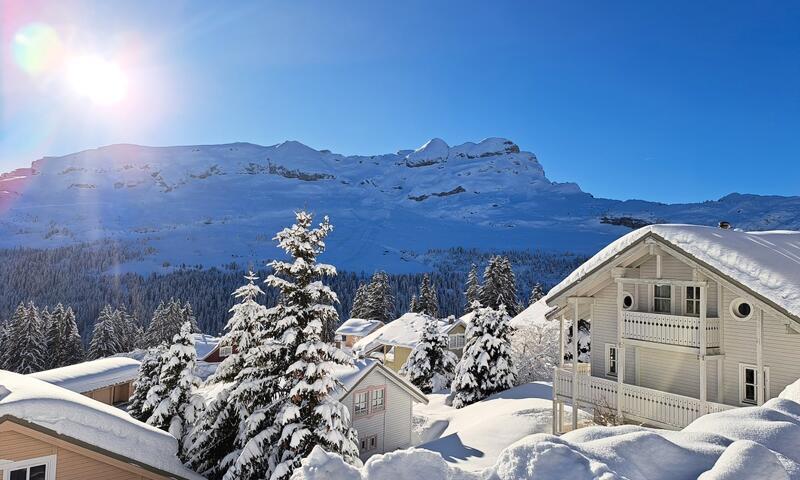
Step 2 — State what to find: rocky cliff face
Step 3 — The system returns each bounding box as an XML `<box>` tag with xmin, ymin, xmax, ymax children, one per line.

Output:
<box><xmin>1</xmin><ymin>137</ymin><xmax>798</xmax><ymax>272</ymax></box>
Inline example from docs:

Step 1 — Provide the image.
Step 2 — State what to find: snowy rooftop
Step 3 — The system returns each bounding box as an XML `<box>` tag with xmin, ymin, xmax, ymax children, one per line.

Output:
<box><xmin>510</xmin><ymin>298</ymin><xmax>557</xmax><ymax>328</ymax></box>
<box><xmin>335</xmin><ymin>318</ymin><xmax>384</xmax><ymax>337</ymax></box>
<box><xmin>0</xmin><ymin>370</ymin><xmax>203</xmax><ymax>479</ymax></box>
<box><xmin>193</xmin><ymin>333</ymin><xmax>221</xmax><ymax>359</ymax></box>
<box><xmin>549</xmin><ymin>224</ymin><xmax>800</xmax><ymax>319</ymax></box>
<box><xmin>330</xmin><ymin>358</ymin><xmax>379</xmax><ymax>396</ymax></box>
<box><xmin>29</xmin><ymin>357</ymin><xmax>141</xmax><ymax>393</ymax></box>
<box><xmin>353</xmin><ymin>313</ymin><xmax>462</xmax><ymax>352</ymax></box>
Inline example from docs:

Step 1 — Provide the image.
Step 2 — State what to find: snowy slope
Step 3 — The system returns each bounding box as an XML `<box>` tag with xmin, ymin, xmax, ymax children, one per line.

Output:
<box><xmin>2</xmin><ymin>138</ymin><xmax>800</xmax><ymax>273</ymax></box>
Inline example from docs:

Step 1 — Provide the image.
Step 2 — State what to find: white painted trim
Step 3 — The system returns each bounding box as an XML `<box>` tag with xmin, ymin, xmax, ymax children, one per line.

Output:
<box><xmin>730</xmin><ymin>297</ymin><xmax>755</xmax><ymax>321</ymax></box>
<box><xmin>0</xmin><ymin>454</ymin><xmax>57</xmax><ymax>480</ymax></box>
<box><xmin>738</xmin><ymin>363</ymin><xmax>770</xmax><ymax>406</ymax></box>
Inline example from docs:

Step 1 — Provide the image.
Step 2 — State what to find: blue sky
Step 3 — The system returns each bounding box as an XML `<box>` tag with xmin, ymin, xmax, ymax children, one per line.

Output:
<box><xmin>1</xmin><ymin>0</ymin><xmax>798</xmax><ymax>203</ymax></box>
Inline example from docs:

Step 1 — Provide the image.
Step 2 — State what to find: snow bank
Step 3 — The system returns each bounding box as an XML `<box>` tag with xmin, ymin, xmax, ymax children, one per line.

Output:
<box><xmin>336</xmin><ymin>318</ymin><xmax>384</xmax><ymax>337</ymax></box>
<box><xmin>29</xmin><ymin>357</ymin><xmax>141</xmax><ymax>393</ymax></box>
<box><xmin>0</xmin><ymin>370</ymin><xmax>202</xmax><ymax>479</ymax></box>
<box><xmin>548</xmin><ymin>224</ymin><xmax>800</xmax><ymax>320</ymax></box>
<box><xmin>780</xmin><ymin>377</ymin><xmax>800</xmax><ymax>403</ymax></box>
<box><xmin>415</xmin><ymin>383</ymin><xmax>588</xmax><ymax>472</ymax></box>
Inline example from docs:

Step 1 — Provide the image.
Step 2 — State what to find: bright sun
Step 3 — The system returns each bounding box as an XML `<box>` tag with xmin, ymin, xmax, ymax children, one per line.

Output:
<box><xmin>67</xmin><ymin>55</ymin><xmax>128</xmax><ymax>106</ymax></box>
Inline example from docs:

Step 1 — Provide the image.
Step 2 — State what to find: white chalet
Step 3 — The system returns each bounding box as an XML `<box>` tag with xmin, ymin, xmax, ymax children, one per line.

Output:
<box><xmin>335</xmin><ymin>359</ymin><xmax>428</xmax><ymax>460</ymax></box>
<box><xmin>547</xmin><ymin>224</ymin><xmax>800</xmax><ymax>433</ymax></box>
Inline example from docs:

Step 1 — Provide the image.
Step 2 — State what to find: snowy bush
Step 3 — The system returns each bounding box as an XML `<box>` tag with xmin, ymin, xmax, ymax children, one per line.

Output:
<box><xmin>510</xmin><ymin>320</ymin><xmax>559</xmax><ymax>385</ymax></box>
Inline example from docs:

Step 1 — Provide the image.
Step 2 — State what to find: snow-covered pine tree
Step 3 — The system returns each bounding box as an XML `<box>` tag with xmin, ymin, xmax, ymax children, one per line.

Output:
<box><xmin>0</xmin><ymin>320</ymin><xmax>9</xmax><ymax>370</ymax></box>
<box><xmin>451</xmin><ymin>303</ymin><xmax>516</xmax><ymax>408</ymax></box>
<box><xmin>364</xmin><ymin>271</ymin><xmax>395</xmax><ymax>323</ymax></box>
<box><xmin>88</xmin><ymin>305</ymin><xmax>121</xmax><ymax>359</ymax></box>
<box><xmin>44</xmin><ymin>305</ymin><xmax>62</xmax><ymax>369</ymax></box>
<box><xmin>5</xmin><ymin>303</ymin><xmax>46</xmax><ymax>373</ymax></box>
<box><xmin>144</xmin><ymin>301</ymin><xmax>169</xmax><ymax>347</ymax></box>
<box><xmin>61</xmin><ymin>307</ymin><xmax>85</xmax><ymax>366</ymax></box>
<box><xmin>128</xmin><ymin>345</ymin><xmax>165</xmax><ymax>422</ymax></box>
<box><xmin>187</xmin><ymin>272</ymin><xmax>268</xmax><ymax>478</ymax></box>
<box><xmin>184</xmin><ymin>301</ymin><xmax>200</xmax><ymax>333</ymax></box>
<box><xmin>146</xmin><ymin>322</ymin><xmax>203</xmax><ymax>460</ymax></box>
<box><xmin>210</xmin><ymin>271</ymin><xmax>267</xmax><ymax>383</ymax></box>
<box><xmin>113</xmin><ymin>306</ymin><xmax>140</xmax><ymax>352</ymax></box>
<box><xmin>144</xmin><ymin>298</ymin><xmax>192</xmax><ymax>347</ymax></box>
<box><xmin>400</xmin><ymin>314</ymin><xmax>457</xmax><ymax>393</ymax></box>
<box><xmin>418</xmin><ymin>274</ymin><xmax>439</xmax><ymax>317</ymax></box>
<box><xmin>479</xmin><ymin>256</ymin><xmax>520</xmax><ymax>316</ymax></box>
<box><xmin>222</xmin><ymin>211</ymin><xmax>359</xmax><ymax>480</ymax></box>
<box><xmin>464</xmin><ymin>264</ymin><xmax>481</xmax><ymax>311</ymax></box>
<box><xmin>529</xmin><ymin>282</ymin><xmax>545</xmax><ymax>306</ymax></box>
<box><xmin>409</xmin><ymin>294</ymin><xmax>420</xmax><ymax>313</ymax></box>
<box><xmin>349</xmin><ymin>283</ymin><xmax>370</xmax><ymax>319</ymax></box>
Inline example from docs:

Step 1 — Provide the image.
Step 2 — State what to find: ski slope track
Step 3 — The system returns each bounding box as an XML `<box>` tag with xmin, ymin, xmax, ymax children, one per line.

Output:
<box><xmin>1</xmin><ymin>137</ymin><xmax>799</xmax><ymax>273</ymax></box>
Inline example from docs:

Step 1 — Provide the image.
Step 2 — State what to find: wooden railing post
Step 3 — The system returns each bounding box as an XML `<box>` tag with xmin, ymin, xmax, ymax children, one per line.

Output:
<box><xmin>571</xmin><ymin>297</ymin><xmax>579</xmax><ymax>431</ymax></box>
<box><xmin>699</xmin><ymin>282</ymin><xmax>708</xmax><ymax>414</ymax></box>
<box><xmin>616</xmin><ymin>278</ymin><xmax>625</xmax><ymax>420</ymax></box>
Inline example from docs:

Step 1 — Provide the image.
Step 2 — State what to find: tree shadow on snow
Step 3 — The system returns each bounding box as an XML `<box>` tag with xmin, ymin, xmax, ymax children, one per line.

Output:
<box><xmin>420</xmin><ymin>433</ymin><xmax>484</xmax><ymax>463</ymax></box>
<box><xmin>484</xmin><ymin>382</ymin><xmax>553</xmax><ymax>401</ymax></box>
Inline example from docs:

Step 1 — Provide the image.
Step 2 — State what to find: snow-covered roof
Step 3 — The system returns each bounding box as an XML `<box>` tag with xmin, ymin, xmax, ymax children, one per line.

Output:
<box><xmin>548</xmin><ymin>224</ymin><xmax>800</xmax><ymax>321</ymax></box>
<box><xmin>29</xmin><ymin>357</ymin><xmax>141</xmax><ymax>393</ymax></box>
<box><xmin>335</xmin><ymin>318</ymin><xmax>384</xmax><ymax>337</ymax></box>
<box><xmin>510</xmin><ymin>298</ymin><xmax>558</xmax><ymax>328</ymax></box>
<box><xmin>0</xmin><ymin>370</ymin><xmax>203</xmax><ymax>479</ymax></box>
<box><xmin>193</xmin><ymin>333</ymin><xmax>221</xmax><ymax>359</ymax></box>
<box><xmin>353</xmin><ymin>313</ymin><xmax>463</xmax><ymax>353</ymax></box>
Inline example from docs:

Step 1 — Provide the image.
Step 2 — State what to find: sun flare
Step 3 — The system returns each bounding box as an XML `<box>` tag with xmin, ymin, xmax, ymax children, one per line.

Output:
<box><xmin>67</xmin><ymin>55</ymin><xmax>128</xmax><ymax>106</ymax></box>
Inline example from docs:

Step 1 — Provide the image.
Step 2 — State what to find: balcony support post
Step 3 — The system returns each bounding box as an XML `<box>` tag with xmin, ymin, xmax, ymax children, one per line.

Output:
<box><xmin>757</xmin><ymin>309</ymin><xmax>765</xmax><ymax>405</ymax></box>
<box><xmin>699</xmin><ymin>282</ymin><xmax>708</xmax><ymax>414</ymax></box>
<box><xmin>616</xmin><ymin>278</ymin><xmax>625</xmax><ymax>419</ymax></box>
<box><xmin>571</xmin><ymin>297</ymin><xmax>579</xmax><ymax>431</ymax></box>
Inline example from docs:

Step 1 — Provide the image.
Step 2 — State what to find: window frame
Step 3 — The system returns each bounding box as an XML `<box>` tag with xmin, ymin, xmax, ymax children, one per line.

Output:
<box><xmin>739</xmin><ymin>363</ymin><xmax>770</xmax><ymax>406</ymax></box>
<box><xmin>219</xmin><ymin>345</ymin><xmax>233</xmax><ymax>357</ymax></box>
<box><xmin>1</xmin><ymin>455</ymin><xmax>56</xmax><ymax>480</ymax></box>
<box><xmin>353</xmin><ymin>390</ymin><xmax>370</xmax><ymax>417</ymax></box>
<box><xmin>371</xmin><ymin>387</ymin><xmax>386</xmax><ymax>413</ymax></box>
<box><xmin>653</xmin><ymin>284</ymin><xmax>672</xmax><ymax>313</ymax></box>
<box><xmin>604</xmin><ymin>344</ymin><xmax>618</xmax><ymax>378</ymax></box>
<box><xmin>685</xmin><ymin>286</ymin><xmax>701</xmax><ymax>316</ymax></box>
<box><xmin>621</xmin><ymin>292</ymin><xmax>635</xmax><ymax>311</ymax></box>
<box><xmin>448</xmin><ymin>334</ymin><xmax>465</xmax><ymax>349</ymax></box>
<box><xmin>359</xmin><ymin>434</ymin><xmax>378</xmax><ymax>453</ymax></box>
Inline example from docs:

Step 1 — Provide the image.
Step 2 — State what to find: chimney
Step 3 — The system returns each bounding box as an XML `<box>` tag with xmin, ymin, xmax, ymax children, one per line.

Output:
<box><xmin>718</xmin><ymin>221</ymin><xmax>732</xmax><ymax>230</ymax></box>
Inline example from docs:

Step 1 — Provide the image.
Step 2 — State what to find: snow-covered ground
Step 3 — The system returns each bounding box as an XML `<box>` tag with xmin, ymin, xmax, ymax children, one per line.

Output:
<box><xmin>293</xmin><ymin>379</ymin><xmax>800</xmax><ymax>479</ymax></box>
<box><xmin>414</xmin><ymin>383</ymin><xmax>588</xmax><ymax>472</ymax></box>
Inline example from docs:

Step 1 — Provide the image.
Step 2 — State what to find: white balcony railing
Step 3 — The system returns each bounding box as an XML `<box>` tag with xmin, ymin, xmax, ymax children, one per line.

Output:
<box><xmin>554</xmin><ymin>367</ymin><xmax>733</xmax><ymax>430</ymax></box>
<box><xmin>622</xmin><ymin>311</ymin><xmax>720</xmax><ymax>348</ymax></box>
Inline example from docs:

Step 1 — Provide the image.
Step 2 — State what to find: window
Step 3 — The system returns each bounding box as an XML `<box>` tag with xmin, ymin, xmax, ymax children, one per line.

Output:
<box><xmin>685</xmin><ymin>286</ymin><xmax>701</xmax><ymax>316</ymax></box>
<box><xmin>731</xmin><ymin>298</ymin><xmax>754</xmax><ymax>321</ymax></box>
<box><xmin>219</xmin><ymin>346</ymin><xmax>233</xmax><ymax>357</ymax></box>
<box><xmin>2</xmin><ymin>456</ymin><xmax>55</xmax><ymax>480</ymax></box>
<box><xmin>360</xmin><ymin>435</ymin><xmax>378</xmax><ymax>452</ymax></box>
<box><xmin>739</xmin><ymin>364</ymin><xmax>770</xmax><ymax>405</ymax></box>
<box><xmin>605</xmin><ymin>344</ymin><xmax>617</xmax><ymax>378</ymax></box>
<box><xmin>371</xmin><ymin>387</ymin><xmax>385</xmax><ymax>412</ymax></box>
<box><xmin>354</xmin><ymin>391</ymin><xmax>369</xmax><ymax>417</ymax></box>
<box><xmin>622</xmin><ymin>293</ymin><xmax>634</xmax><ymax>310</ymax></box>
<box><xmin>449</xmin><ymin>334</ymin><xmax>465</xmax><ymax>349</ymax></box>
<box><xmin>653</xmin><ymin>285</ymin><xmax>671</xmax><ymax>313</ymax></box>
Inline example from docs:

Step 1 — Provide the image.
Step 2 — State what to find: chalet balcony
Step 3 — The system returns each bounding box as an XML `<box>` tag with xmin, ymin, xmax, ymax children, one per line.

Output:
<box><xmin>554</xmin><ymin>367</ymin><xmax>733</xmax><ymax>430</ymax></box>
<box><xmin>622</xmin><ymin>311</ymin><xmax>720</xmax><ymax>349</ymax></box>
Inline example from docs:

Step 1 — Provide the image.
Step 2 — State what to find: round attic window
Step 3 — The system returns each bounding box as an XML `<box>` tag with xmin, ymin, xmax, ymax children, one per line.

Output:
<box><xmin>730</xmin><ymin>298</ymin><xmax>753</xmax><ymax>320</ymax></box>
<box><xmin>622</xmin><ymin>292</ymin><xmax>634</xmax><ymax>310</ymax></box>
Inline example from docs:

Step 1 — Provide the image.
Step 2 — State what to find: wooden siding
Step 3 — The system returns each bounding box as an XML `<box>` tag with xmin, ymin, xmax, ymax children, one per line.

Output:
<box><xmin>384</xmin><ymin>346</ymin><xmax>412</xmax><ymax>372</ymax></box>
<box><xmin>0</xmin><ymin>422</ymin><xmax>173</xmax><ymax>479</ymax></box>
<box><xmin>342</xmin><ymin>368</ymin><xmax>414</xmax><ymax>461</ymax></box>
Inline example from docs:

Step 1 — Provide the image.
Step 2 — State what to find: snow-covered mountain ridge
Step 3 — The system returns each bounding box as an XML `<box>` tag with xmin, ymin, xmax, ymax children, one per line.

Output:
<box><xmin>1</xmin><ymin>137</ymin><xmax>799</xmax><ymax>272</ymax></box>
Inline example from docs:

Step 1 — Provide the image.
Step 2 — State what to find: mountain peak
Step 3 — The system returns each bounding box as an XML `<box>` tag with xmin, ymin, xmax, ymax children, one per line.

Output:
<box><xmin>404</xmin><ymin>138</ymin><xmax>450</xmax><ymax>167</ymax></box>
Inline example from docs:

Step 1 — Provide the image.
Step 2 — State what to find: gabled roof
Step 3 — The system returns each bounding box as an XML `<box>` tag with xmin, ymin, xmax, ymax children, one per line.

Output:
<box><xmin>335</xmin><ymin>318</ymin><xmax>384</xmax><ymax>337</ymax></box>
<box><xmin>331</xmin><ymin>358</ymin><xmax>428</xmax><ymax>404</ymax></box>
<box><xmin>0</xmin><ymin>371</ymin><xmax>203</xmax><ymax>480</ymax></box>
<box><xmin>547</xmin><ymin>224</ymin><xmax>800</xmax><ymax>322</ymax></box>
<box><xmin>352</xmin><ymin>313</ymin><xmax>464</xmax><ymax>353</ymax></box>
<box><xmin>193</xmin><ymin>333</ymin><xmax>221</xmax><ymax>360</ymax></box>
<box><xmin>510</xmin><ymin>297</ymin><xmax>559</xmax><ymax>327</ymax></box>
<box><xmin>29</xmin><ymin>357</ymin><xmax>140</xmax><ymax>393</ymax></box>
